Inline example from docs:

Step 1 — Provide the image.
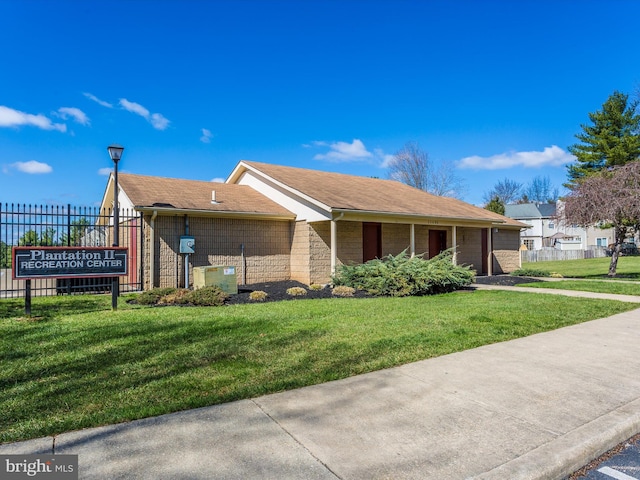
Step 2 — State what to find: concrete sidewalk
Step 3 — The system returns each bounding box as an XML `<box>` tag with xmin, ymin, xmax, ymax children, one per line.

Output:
<box><xmin>2</xmin><ymin>300</ymin><xmax>640</xmax><ymax>479</ymax></box>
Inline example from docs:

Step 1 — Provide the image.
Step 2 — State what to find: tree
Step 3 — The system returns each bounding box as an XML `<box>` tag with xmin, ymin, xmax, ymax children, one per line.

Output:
<box><xmin>60</xmin><ymin>218</ymin><xmax>91</xmax><ymax>246</ymax></box>
<box><xmin>18</xmin><ymin>228</ymin><xmax>57</xmax><ymax>247</ymax></box>
<box><xmin>388</xmin><ymin>142</ymin><xmax>466</xmax><ymax>199</ymax></box>
<box><xmin>524</xmin><ymin>175</ymin><xmax>559</xmax><ymax>204</ymax></box>
<box><xmin>0</xmin><ymin>241</ymin><xmax>10</xmax><ymax>269</ymax></box>
<box><xmin>562</xmin><ymin>162</ymin><xmax>640</xmax><ymax>276</ymax></box>
<box><xmin>485</xmin><ymin>196</ymin><xmax>505</xmax><ymax>215</ymax></box>
<box><xmin>567</xmin><ymin>90</ymin><xmax>640</xmax><ymax>187</ymax></box>
<box><xmin>482</xmin><ymin>178</ymin><xmax>523</xmax><ymax>205</ymax></box>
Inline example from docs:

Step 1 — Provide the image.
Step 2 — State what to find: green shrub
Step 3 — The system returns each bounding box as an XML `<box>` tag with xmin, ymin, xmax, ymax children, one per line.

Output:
<box><xmin>332</xmin><ymin>285</ymin><xmax>356</xmax><ymax>297</ymax></box>
<box><xmin>309</xmin><ymin>283</ymin><xmax>325</xmax><ymax>291</ymax></box>
<box><xmin>511</xmin><ymin>268</ymin><xmax>550</xmax><ymax>277</ymax></box>
<box><xmin>249</xmin><ymin>290</ymin><xmax>268</xmax><ymax>301</ymax></box>
<box><xmin>158</xmin><ymin>289</ymin><xmax>191</xmax><ymax>305</ymax></box>
<box><xmin>186</xmin><ymin>286</ymin><xmax>229</xmax><ymax>306</ymax></box>
<box><xmin>286</xmin><ymin>286</ymin><xmax>307</xmax><ymax>297</ymax></box>
<box><xmin>136</xmin><ymin>288</ymin><xmax>178</xmax><ymax>305</ymax></box>
<box><xmin>332</xmin><ymin>249</ymin><xmax>474</xmax><ymax>297</ymax></box>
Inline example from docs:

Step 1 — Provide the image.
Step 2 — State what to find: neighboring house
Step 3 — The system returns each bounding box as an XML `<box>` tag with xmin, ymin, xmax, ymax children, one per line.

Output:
<box><xmin>101</xmin><ymin>161</ymin><xmax>527</xmax><ymax>289</ymax></box>
<box><xmin>504</xmin><ymin>202</ymin><xmax>614</xmax><ymax>251</ymax></box>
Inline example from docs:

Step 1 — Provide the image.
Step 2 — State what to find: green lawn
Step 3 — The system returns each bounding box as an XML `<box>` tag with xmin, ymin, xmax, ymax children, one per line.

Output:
<box><xmin>1</xmin><ymin>291</ymin><xmax>636</xmax><ymax>444</ymax></box>
<box><xmin>522</xmin><ymin>256</ymin><xmax>640</xmax><ymax>279</ymax></box>
<box><xmin>519</xmin><ymin>280</ymin><xmax>640</xmax><ymax>296</ymax></box>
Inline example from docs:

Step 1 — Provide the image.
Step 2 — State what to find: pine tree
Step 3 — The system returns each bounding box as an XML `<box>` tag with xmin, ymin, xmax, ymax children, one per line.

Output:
<box><xmin>485</xmin><ymin>196</ymin><xmax>505</xmax><ymax>215</ymax></box>
<box><xmin>566</xmin><ymin>90</ymin><xmax>640</xmax><ymax>187</ymax></box>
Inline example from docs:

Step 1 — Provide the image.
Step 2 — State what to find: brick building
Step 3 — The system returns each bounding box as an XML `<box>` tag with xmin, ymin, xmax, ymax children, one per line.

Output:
<box><xmin>101</xmin><ymin>161</ymin><xmax>526</xmax><ymax>289</ymax></box>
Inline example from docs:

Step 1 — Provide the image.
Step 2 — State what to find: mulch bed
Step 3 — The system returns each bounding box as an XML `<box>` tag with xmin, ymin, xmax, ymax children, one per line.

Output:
<box><xmin>472</xmin><ymin>275</ymin><xmax>544</xmax><ymax>286</ymax></box>
<box><xmin>226</xmin><ymin>276</ymin><xmax>536</xmax><ymax>305</ymax></box>
<box><xmin>226</xmin><ymin>280</ymin><xmax>372</xmax><ymax>305</ymax></box>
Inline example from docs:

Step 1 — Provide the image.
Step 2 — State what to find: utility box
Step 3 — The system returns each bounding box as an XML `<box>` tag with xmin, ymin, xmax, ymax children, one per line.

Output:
<box><xmin>179</xmin><ymin>236</ymin><xmax>195</xmax><ymax>254</ymax></box>
<box><xmin>193</xmin><ymin>266</ymin><xmax>238</xmax><ymax>294</ymax></box>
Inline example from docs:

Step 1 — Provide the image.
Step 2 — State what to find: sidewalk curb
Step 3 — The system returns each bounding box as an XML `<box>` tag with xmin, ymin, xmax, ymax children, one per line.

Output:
<box><xmin>471</xmin><ymin>397</ymin><xmax>640</xmax><ymax>480</ymax></box>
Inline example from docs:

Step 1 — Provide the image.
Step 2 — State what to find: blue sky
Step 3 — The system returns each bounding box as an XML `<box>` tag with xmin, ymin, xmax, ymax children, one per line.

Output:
<box><xmin>1</xmin><ymin>0</ymin><xmax>639</xmax><ymax>207</ymax></box>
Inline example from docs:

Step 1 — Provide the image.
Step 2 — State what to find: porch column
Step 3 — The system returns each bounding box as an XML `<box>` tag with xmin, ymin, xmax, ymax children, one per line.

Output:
<box><xmin>452</xmin><ymin>226</ymin><xmax>457</xmax><ymax>265</ymax></box>
<box><xmin>331</xmin><ymin>212</ymin><xmax>345</xmax><ymax>276</ymax></box>
<box><xmin>410</xmin><ymin>224</ymin><xmax>415</xmax><ymax>257</ymax></box>
<box><xmin>331</xmin><ymin>218</ymin><xmax>338</xmax><ymax>276</ymax></box>
<box><xmin>487</xmin><ymin>228</ymin><xmax>493</xmax><ymax>276</ymax></box>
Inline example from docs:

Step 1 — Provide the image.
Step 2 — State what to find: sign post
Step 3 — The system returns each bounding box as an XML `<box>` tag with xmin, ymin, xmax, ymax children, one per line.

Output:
<box><xmin>12</xmin><ymin>246</ymin><xmax>128</xmax><ymax>316</ymax></box>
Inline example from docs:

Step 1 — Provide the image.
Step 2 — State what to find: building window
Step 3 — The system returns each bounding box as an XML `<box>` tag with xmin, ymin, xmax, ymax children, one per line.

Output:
<box><xmin>596</xmin><ymin>237</ymin><xmax>608</xmax><ymax>247</ymax></box>
<box><xmin>548</xmin><ymin>222</ymin><xmax>555</xmax><ymax>229</ymax></box>
<box><xmin>523</xmin><ymin>239</ymin><xmax>535</xmax><ymax>250</ymax></box>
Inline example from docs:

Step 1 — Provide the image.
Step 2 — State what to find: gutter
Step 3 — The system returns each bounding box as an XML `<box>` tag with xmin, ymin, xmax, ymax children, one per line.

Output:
<box><xmin>135</xmin><ymin>206</ymin><xmax>295</xmax><ymax>221</ymax></box>
<box><xmin>330</xmin><ymin>208</ymin><xmax>511</xmax><ymax>226</ymax></box>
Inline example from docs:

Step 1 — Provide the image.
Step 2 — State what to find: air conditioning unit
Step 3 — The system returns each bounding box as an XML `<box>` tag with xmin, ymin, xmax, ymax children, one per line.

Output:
<box><xmin>193</xmin><ymin>266</ymin><xmax>238</xmax><ymax>294</ymax></box>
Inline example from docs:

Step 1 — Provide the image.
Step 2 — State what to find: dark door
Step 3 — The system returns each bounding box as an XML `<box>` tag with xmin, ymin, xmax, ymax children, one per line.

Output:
<box><xmin>481</xmin><ymin>228</ymin><xmax>488</xmax><ymax>274</ymax></box>
<box><xmin>363</xmin><ymin>223</ymin><xmax>382</xmax><ymax>262</ymax></box>
<box><xmin>428</xmin><ymin>230</ymin><xmax>447</xmax><ymax>259</ymax></box>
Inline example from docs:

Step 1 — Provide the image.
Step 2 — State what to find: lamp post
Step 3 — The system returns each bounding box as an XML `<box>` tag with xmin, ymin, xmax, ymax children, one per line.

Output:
<box><xmin>107</xmin><ymin>144</ymin><xmax>124</xmax><ymax>310</ymax></box>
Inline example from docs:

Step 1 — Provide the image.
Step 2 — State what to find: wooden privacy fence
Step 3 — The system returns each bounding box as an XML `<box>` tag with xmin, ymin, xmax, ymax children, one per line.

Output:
<box><xmin>0</xmin><ymin>203</ymin><xmax>143</xmax><ymax>298</ymax></box>
<box><xmin>521</xmin><ymin>248</ymin><xmax>608</xmax><ymax>263</ymax></box>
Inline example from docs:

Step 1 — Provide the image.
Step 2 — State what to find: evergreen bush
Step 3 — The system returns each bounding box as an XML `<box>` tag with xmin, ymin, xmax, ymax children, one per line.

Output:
<box><xmin>511</xmin><ymin>268</ymin><xmax>550</xmax><ymax>277</ymax></box>
<box><xmin>186</xmin><ymin>286</ymin><xmax>229</xmax><ymax>306</ymax></box>
<box><xmin>136</xmin><ymin>288</ymin><xmax>178</xmax><ymax>305</ymax></box>
<box><xmin>332</xmin><ymin>249</ymin><xmax>474</xmax><ymax>297</ymax></box>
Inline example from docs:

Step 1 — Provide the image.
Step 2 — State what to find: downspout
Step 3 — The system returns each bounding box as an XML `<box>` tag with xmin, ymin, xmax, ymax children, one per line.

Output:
<box><xmin>149</xmin><ymin>210</ymin><xmax>158</xmax><ymax>289</ymax></box>
<box><xmin>330</xmin><ymin>212</ymin><xmax>345</xmax><ymax>277</ymax></box>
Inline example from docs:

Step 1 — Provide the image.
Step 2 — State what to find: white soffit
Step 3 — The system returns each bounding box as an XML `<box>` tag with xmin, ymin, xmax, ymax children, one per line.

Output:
<box><xmin>236</xmin><ymin>170</ymin><xmax>330</xmax><ymax>222</ymax></box>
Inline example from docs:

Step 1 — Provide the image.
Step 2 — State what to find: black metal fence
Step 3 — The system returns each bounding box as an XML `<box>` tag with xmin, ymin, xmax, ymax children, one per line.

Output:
<box><xmin>1</xmin><ymin>204</ymin><xmax>143</xmax><ymax>299</ymax></box>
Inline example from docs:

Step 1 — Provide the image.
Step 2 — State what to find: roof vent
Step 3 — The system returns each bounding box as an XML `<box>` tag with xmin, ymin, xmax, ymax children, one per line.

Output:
<box><xmin>211</xmin><ymin>190</ymin><xmax>219</xmax><ymax>204</ymax></box>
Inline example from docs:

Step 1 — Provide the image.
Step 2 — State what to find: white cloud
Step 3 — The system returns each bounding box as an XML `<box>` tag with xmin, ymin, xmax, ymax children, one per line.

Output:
<box><xmin>457</xmin><ymin>145</ymin><xmax>575</xmax><ymax>170</ymax></box>
<box><xmin>98</xmin><ymin>167</ymin><xmax>112</xmax><ymax>176</ymax></box>
<box><xmin>57</xmin><ymin>107</ymin><xmax>90</xmax><ymax>125</ymax></box>
<box><xmin>119</xmin><ymin>98</ymin><xmax>170</xmax><ymax>130</ymax></box>
<box><xmin>83</xmin><ymin>92</ymin><xmax>113</xmax><ymax>108</ymax></box>
<box><xmin>211</xmin><ymin>177</ymin><xmax>226</xmax><ymax>183</ymax></box>
<box><xmin>0</xmin><ymin>106</ymin><xmax>66</xmax><ymax>132</ymax></box>
<box><xmin>11</xmin><ymin>160</ymin><xmax>53</xmax><ymax>174</ymax></box>
<box><xmin>200</xmin><ymin>128</ymin><xmax>213</xmax><ymax>143</ymax></box>
<box><xmin>150</xmin><ymin>113</ymin><xmax>170</xmax><ymax>130</ymax></box>
<box><xmin>374</xmin><ymin>148</ymin><xmax>396</xmax><ymax>168</ymax></box>
<box><xmin>313</xmin><ymin>139</ymin><xmax>373</xmax><ymax>162</ymax></box>
<box><xmin>119</xmin><ymin>98</ymin><xmax>149</xmax><ymax>117</ymax></box>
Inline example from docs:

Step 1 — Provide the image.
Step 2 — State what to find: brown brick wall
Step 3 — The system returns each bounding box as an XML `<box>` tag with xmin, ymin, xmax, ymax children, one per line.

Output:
<box><xmin>146</xmin><ymin>215</ymin><xmax>292</xmax><ymax>288</ymax></box>
<box><xmin>309</xmin><ymin>222</ymin><xmax>331</xmax><ymax>284</ymax></box>
<box><xmin>457</xmin><ymin>227</ymin><xmax>483</xmax><ymax>273</ymax></box>
<box><xmin>142</xmin><ymin>214</ymin><xmax>521</xmax><ymax>289</ymax></box>
<box><xmin>382</xmin><ymin>224</ymin><xmax>411</xmax><ymax>256</ymax></box>
<box><xmin>290</xmin><ymin>221</ymin><xmax>311</xmax><ymax>284</ymax></box>
<box><xmin>337</xmin><ymin>221</ymin><xmax>362</xmax><ymax>265</ymax></box>
<box><xmin>492</xmin><ymin>229</ymin><xmax>521</xmax><ymax>273</ymax></box>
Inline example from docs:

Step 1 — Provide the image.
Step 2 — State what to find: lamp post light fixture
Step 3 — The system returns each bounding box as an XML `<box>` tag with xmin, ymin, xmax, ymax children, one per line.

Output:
<box><xmin>107</xmin><ymin>144</ymin><xmax>124</xmax><ymax>310</ymax></box>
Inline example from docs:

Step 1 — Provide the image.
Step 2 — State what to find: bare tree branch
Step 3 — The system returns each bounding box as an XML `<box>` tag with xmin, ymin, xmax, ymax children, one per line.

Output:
<box><xmin>388</xmin><ymin>142</ymin><xmax>466</xmax><ymax>199</ymax></box>
<box><xmin>562</xmin><ymin>162</ymin><xmax>640</xmax><ymax>275</ymax></box>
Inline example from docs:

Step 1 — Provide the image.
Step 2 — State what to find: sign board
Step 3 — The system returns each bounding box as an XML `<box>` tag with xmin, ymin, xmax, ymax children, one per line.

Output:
<box><xmin>12</xmin><ymin>247</ymin><xmax>128</xmax><ymax>280</ymax></box>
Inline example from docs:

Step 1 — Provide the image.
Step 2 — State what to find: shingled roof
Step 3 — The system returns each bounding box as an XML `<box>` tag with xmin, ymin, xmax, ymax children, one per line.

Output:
<box><xmin>113</xmin><ymin>173</ymin><xmax>294</xmax><ymax>218</ymax></box>
<box><xmin>233</xmin><ymin>161</ymin><xmax>527</xmax><ymax>227</ymax></box>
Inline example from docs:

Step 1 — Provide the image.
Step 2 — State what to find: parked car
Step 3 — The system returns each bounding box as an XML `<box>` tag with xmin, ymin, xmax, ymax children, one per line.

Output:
<box><xmin>606</xmin><ymin>242</ymin><xmax>638</xmax><ymax>256</ymax></box>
